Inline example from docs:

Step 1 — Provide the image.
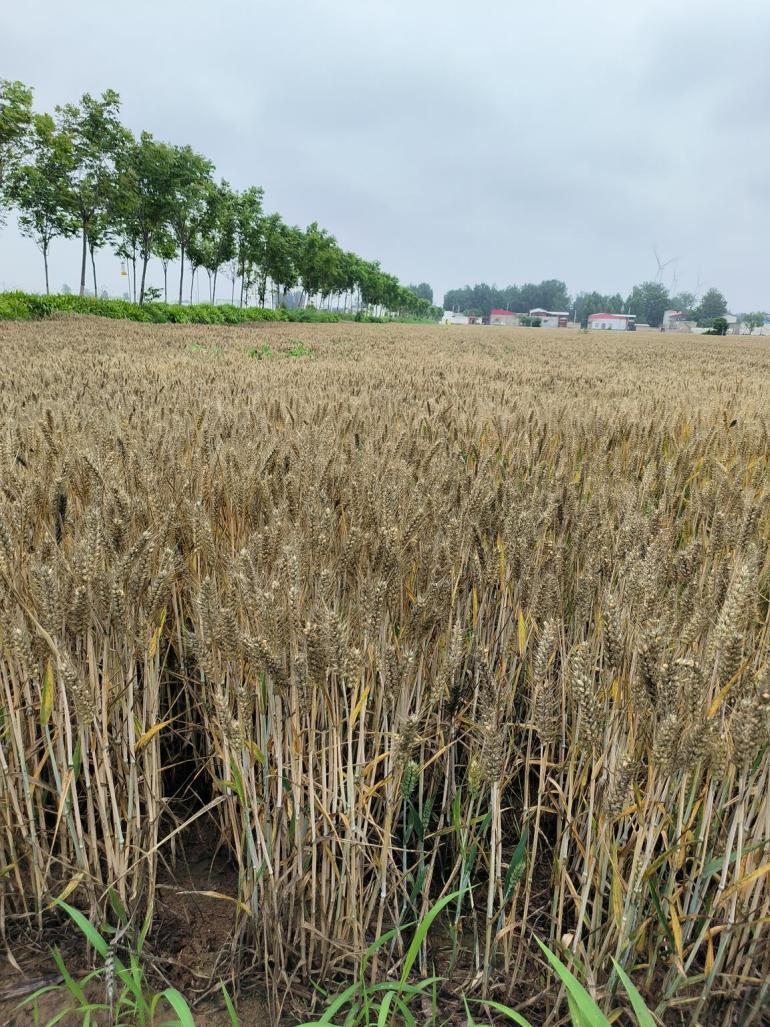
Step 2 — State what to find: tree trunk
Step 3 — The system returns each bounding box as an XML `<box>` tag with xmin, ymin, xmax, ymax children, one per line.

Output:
<box><xmin>139</xmin><ymin>254</ymin><xmax>149</xmax><ymax>304</ymax></box>
<box><xmin>79</xmin><ymin>222</ymin><xmax>88</xmax><ymax>297</ymax></box>
<box><xmin>213</xmin><ymin>269</ymin><xmax>218</xmax><ymax>304</ymax></box>
<box><xmin>239</xmin><ymin>275</ymin><xmax>244</xmax><ymax>308</ymax></box>
<box><xmin>90</xmin><ymin>243</ymin><xmax>98</xmax><ymax>297</ymax></box>
<box><xmin>163</xmin><ymin>264</ymin><xmax>168</xmax><ymax>303</ymax></box>
<box><xmin>231</xmin><ymin>276</ymin><xmax>235</xmax><ymax>304</ymax></box>
<box><xmin>178</xmin><ymin>246</ymin><xmax>185</xmax><ymax>305</ymax></box>
<box><xmin>43</xmin><ymin>242</ymin><xmax>50</xmax><ymax>295</ymax></box>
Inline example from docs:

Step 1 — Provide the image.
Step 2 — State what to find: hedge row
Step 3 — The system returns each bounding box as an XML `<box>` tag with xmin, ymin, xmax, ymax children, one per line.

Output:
<box><xmin>0</xmin><ymin>293</ymin><xmax>440</xmax><ymax>326</ymax></box>
<box><xmin>0</xmin><ymin>292</ymin><xmax>296</xmax><ymax>324</ymax></box>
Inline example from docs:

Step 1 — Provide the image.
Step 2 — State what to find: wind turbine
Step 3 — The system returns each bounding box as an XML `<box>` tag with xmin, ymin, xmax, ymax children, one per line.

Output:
<box><xmin>653</xmin><ymin>247</ymin><xmax>678</xmax><ymax>283</ymax></box>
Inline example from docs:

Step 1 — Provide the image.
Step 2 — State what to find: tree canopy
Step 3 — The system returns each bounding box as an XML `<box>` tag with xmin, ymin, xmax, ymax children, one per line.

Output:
<box><xmin>695</xmin><ymin>288</ymin><xmax>728</xmax><ymax>325</ymax></box>
<box><xmin>444</xmin><ymin>279</ymin><xmax>738</xmax><ymax>329</ymax></box>
<box><xmin>1</xmin><ymin>80</ymin><xmax>439</xmax><ymax>319</ymax></box>
<box><xmin>443</xmin><ymin>280</ymin><xmax>570</xmax><ymax>318</ymax></box>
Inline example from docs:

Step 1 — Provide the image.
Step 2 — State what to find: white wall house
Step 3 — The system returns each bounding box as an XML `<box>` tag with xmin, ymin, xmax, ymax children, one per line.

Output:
<box><xmin>588</xmin><ymin>312</ymin><xmax>636</xmax><ymax>331</ymax></box>
<box><xmin>529</xmin><ymin>308</ymin><xmax>569</xmax><ymax>328</ymax></box>
<box><xmin>442</xmin><ymin>311</ymin><xmax>470</xmax><ymax>325</ymax></box>
<box><xmin>489</xmin><ymin>308</ymin><xmax>524</xmax><ymax>325</ymax></box>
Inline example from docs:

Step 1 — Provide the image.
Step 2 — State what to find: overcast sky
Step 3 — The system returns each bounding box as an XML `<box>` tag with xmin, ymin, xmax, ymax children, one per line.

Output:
<box><xmin>2</xmin><ymin>0</ymin><xmax>769</xmax><ymax>310</ymax></box>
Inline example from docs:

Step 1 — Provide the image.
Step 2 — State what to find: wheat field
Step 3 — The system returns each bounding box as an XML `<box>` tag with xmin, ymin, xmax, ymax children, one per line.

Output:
<box><xmin>1</xmin><ymin>319</ymin><xmax>769</xmax><ymax>1025</ymax></box>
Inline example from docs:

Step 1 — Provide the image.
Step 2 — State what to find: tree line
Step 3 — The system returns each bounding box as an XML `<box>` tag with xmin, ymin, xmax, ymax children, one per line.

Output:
<box><xmin>443</xmin><ymin>279</ymin><xmax>750</xmax><ymax>328</ymax></box>
<box><xmin>0</xmin><ymin>80</ymin><xmax>440</xmax><ymax>318</ymax></box>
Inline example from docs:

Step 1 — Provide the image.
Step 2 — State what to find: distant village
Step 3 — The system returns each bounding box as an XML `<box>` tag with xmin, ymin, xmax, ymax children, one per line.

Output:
<box><xmin>441</xmin><ymin>308</ymin><xmax>770</xmax><ymax>335</ymax></box>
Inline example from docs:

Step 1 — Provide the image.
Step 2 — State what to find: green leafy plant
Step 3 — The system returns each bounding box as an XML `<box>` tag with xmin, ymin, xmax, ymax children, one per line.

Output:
<box><xmin>22</xmin><ymin>898</ymin><xmax>217</xmax><ymax>1027</ymax></box>
<box><xmin>0</xmin><ymin>290</ymin><xmax>289</xmax><ymax>324</ymax></box>
<box><xmin>247</xmin><ymin>343</ymin><xmax>272</xmax><ymax>359</ymax></box>
<box><xmin>287</xmin><ymin>342</ymin><xmax>313</xmax><ymax>358</ymax></box>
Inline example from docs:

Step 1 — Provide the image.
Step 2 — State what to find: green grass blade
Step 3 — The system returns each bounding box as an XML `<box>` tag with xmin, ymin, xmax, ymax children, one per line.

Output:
<box><xmin>220</xmin><ymin>982</ymin><xmax>239</xmax><ymax>1026</ymax></box>
<box><xmin>364</xmin><ymin>924</ymin><xmax>404</xmax><ymax>960</ymax></box>
<box><xmin>610</xmin><ymin>959</ymin><xmax>657</xmax><ymax>1027</ymax></box>
<box><xmin>502</xmin><ymin>821</ymin><xmax>529</xmax><ymax>903</ymax></box>
<box><xmin>309</xmin><ymin>980</ymin><xmax>361</xmax><ymax>1021</ymax></box>
<box><xmin>376</xmin><ymin>991</ymin><xmax>395</xmax><ymax>1026</ymax></box>
<box><xmin>472</xmin><ymin>998</ymin><xmax>536</xmax><ymax>1026</ymax></box>
<box><xmin>534</xmin><ymin>937</ymin><xmax>611</xmax><ymax>1027</ymax></box>
<box><xmin>393</xmin><ymin>994</ymin><xmax>417</xmax><ymax>1026</ymax></box>
<box><xmin>56</xmin><ymin>900</ymin><xmax>109</xmax><ymax>959</ymax></box>
<box><xmin>399</xmin><ymin>889</ymin><xmax>462</xmax><ymax>986</ymax></box>
<box><xmin>153</xmin><ymin>988</ymin><xmax>197</xmax><ymax>1026</ymax></box>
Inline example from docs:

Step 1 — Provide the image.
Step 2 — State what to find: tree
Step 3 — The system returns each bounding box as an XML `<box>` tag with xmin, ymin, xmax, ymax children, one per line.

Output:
<box><xmin>695</xmin><ymin>288</ymin><xmax>728</xmax><ymax>325</ymax></box>
<box><xmin>626</xmin><ymin>281</ymin><xmax>670</xmax><ymax>327</ymax></box>
<box><xmin>56</xmin><ymin>90</ymin><xmax>128</xmax><ymax>296</ymax></box>
<box><xmin>166</xmin><ymin>144</ymin><xmax>213</xmax><ymax>304</ymax></box>
<box><xmin>6</xmin><ymin>113</ymin><xmax>74</xmax><ymax>293</ymax></box>
<box><xmin>442</xmin><ymin>279</ymin><xmax>571</xmax><ymax>318</ymax></box>
<box><xmin>231</xmin><ymin>186</ymin><xmax>264</xmax><ymax>306</ymax></box>
<box><xmin>0</xmin><ymin>79</ymin><xmax>33</xmax><ymax>221</ymax></box>
<box><xmin>197</xmin><ymin>180</ymin><xmax>237</xmax><ymax>303</ymax></box>
<box><xmin>270</xmin><ymin>223</ymin><xmax>301</xmax><ymax>306</ymax></box>
<box><xmin>670</xmin><ymin>292</ymin><xmax>696</xmax><ymax>318</ymax></box>
<box><xmin>709</xmin><ymin>317</ymin><xmax>728</xmax><ymax>336</ymax></box>
<box><xmin>253</xmin><ymin>211</ymin><xmax>281</xmax><ymax>307</ymax></box>
<box><xmin>573</xmin><ymin>291</ymin><xmax>624</xmax><ymax>327</ymax></box>
<box><xmin>533</xmin><ymin>279</ymin><xmax>570</xmax><ymax>311</ymax></box>
<box><xmin>408</xmin><ymin>282</ymin><xmax>433</xmax><ymax>304</ymax></box>
<box><xmin>113</xmin><ymin>132</ymin><xmax>175</xmax><ymax>304</ymax></box>
<box><xmin>742</xmin><ymin>311</ymin><xmax>766</xmax><ymax>334</ymax></box>
<box><xmin>153</xmin><ymin>228</ymin><xmax>177</xmax><ymax>303</ymax></box>
<box><xmin>297</xmin><ymin>222</ymin><xmax>338</xmax><ymax>307</ymax></box>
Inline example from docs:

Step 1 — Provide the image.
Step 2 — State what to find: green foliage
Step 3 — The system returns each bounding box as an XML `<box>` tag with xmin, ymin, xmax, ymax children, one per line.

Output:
<box><xmin>0</xmin><ymin>78</ymin><xmax>34</xmax><ymax>216</ymax></box>
<box><xmin>407</xmin><ymin>281</ymin><xmax>434</xmax><ymax>304</ymax></box>
<box><xmin>742</xmin><ymin>311</ymin><xmax>766</xmax><ymax>333</ymax></box>
<box><xmin>573</xmin><ymin>291</ymin><xmax>625</xmax><ymax>326</ymax></box>
<box><xmin>54</xmin><ymin>89</ymin><xmax>129</xmax><ymax>296</ymax></box>
<box><xmin>443</xmin><ymin>280</ymin><xmax>570</xmax><ymax>318</ymax></box>
<box><xmin>0</xmin><ymin>291</ymin><xmax>432</xmax><ymax>326</ymax></box>
<box><xmin>112</xmin><ymin>131</ymin><xmax>178</xmax><ymax>304</ymax></box>
<box><xmin>4</xmin><ymin>112</ymin><xmax>74</xmax><ymax>293</ymax></box>
<box><xmin>625</xmin><ymin>281</ymin><xmax>670</xmax><ymax>327</ymax></box>
<box><xmin>4</xmin><ymin>79</ymin><xmax>437</xmax><ymax>321</ymax></box>
<box><xmin>286</xmin><ymin>307</ymin><xmax>339</xmax><ymax>322</ymax></box>
<box><xmin>247</xmin><ymin>343</ymin><xmax>273</xmax><ymax>359</ymax></box>
<box><xmin>287</xmin><ymin>342</ymin><xmax>313</xmax><ymax>357</ymax></box>
<box><xmin>22</xmin><ymin>899</ymin><xmax>201</xmax><ymax>1027</ymax></box>
<box><xmin>0</xmin><ymin>291</ymin><xmax>288</xmax><ymax>324</ymax></box>
<box><xmin>694</xmin><ymin>287</ymin><xmax>728</xmax><ymax>325</ymax></box>
<box><xmin>669</xmin><ymin>291</ymin><xmax>696</xmax><ymax>318</ymax></box>
<box><xmin>706</xmin><ymin>316</ymin><xmax>729</xmax><ymax>336</ymax></box>
<box><xmin>22</xmin><ymin>895</ymin><xmax>658</xmax><ymax>1027</ymax></box>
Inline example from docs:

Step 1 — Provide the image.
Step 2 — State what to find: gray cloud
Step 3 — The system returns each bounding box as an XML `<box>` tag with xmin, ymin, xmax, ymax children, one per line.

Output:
<box><xmin>2</xmin><ymin>0</ymin><xmax>769</xmax><ymax>309</ymax></box>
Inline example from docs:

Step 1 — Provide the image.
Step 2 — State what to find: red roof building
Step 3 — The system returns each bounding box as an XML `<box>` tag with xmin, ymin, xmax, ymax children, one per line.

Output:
<box><xmin>490</xmin><ymin>308</ymin><xmax>526</xmax><ymax>325</ymax></box>
<box><xmin>588</xmin><ymin>312</ymin><xmax>636</xmax><ymax>331</ymax></box>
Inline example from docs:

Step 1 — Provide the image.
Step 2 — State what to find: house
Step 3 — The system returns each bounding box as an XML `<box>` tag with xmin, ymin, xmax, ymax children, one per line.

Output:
<box><xmin>662</xmin><ymin>310</ymin><xmax>698</xmax><ymax>333</ymax></box>
<box><xmin>529</xmin><ymin>308</ymin><xmax>570</xmax><ymax>328</ymax></box>
<box><xmin>442</xmin><ymin>311</ymin><xmax>470</xmax><ymax>325</ymax></box>
<box><xmin>489</xmin><ymin>308</ymin><xmax>525</xmax><ymax>326</ymax></box>
<box><xmin>588</xmin><ymin>312</ymin><xmax>636</xmax><ymax>332</ymax></box>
